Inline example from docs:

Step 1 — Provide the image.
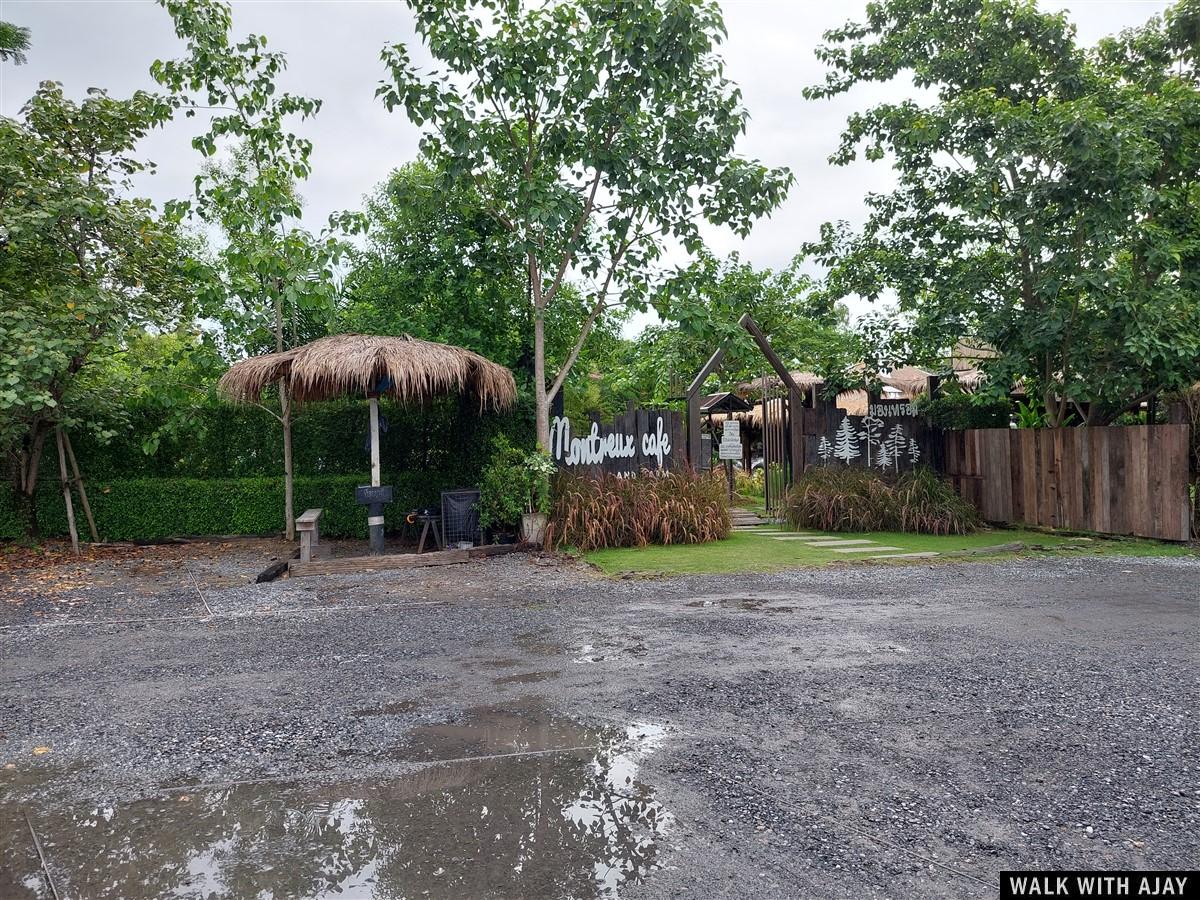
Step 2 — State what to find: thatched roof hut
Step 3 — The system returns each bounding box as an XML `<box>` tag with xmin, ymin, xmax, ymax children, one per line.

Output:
<box><xmin>736</xmin><ymin>371</ymin><xmax>825</xmax><ymax>394</ymax></box>
<box><xmin>218</xmin><ymin>333</ymin><xmax>517</xmax><ymax>410</ymax></box>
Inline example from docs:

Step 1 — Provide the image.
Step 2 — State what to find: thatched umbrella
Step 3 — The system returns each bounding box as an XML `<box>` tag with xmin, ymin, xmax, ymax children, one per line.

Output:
<box><xmin>219</xmin><ymin>333</ymin><xmax>517</xmax><ymax>552</ymax></box>
<box><xmin>219</xmin><ymin>333</ymin><xmax>516</xmax><ymax>409</ymax></box>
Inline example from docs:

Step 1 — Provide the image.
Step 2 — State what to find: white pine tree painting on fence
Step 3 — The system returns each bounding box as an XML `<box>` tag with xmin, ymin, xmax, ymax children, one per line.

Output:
<box><xmin>908</xmin><ymin>439</ymin><xmax>921</xmax><ymax>464</ymax></box>
<box><xmin>858</xmin><ymin>416</ymin><xmax>884</xmax><ymax>466</ymax></box>
<box><xmin>876</xmin><ymin>437</ymin><xmax>894</xmax><ymax>468</ymax></box>
<box><xmin>818</xmin><ymin>435</ymin><xmax>833</xmax><ymax>463</ymax></box>
<box><xmin>833</xmin><ymin>418</ymin><xmax>860</xmax><ymax>464</ymax></box>
<box><xmin>886</xmin><ymin>425</ymin><xmax>908</xmax><ymax>471</ymax></box>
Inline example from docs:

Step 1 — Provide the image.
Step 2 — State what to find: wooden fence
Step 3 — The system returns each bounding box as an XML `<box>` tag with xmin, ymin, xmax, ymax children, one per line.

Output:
<box><xmin>943</xmin><ymin>425</ymin><xmax>1192</xmax><ymax>542</ymax></box>
<box><xmin>549</xmin><ymin>407</ymin><xmax>684</xmax><ymax>477</ymax></box>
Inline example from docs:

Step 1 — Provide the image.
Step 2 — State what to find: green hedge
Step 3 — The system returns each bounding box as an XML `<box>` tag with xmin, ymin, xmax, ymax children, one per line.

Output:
<box><xmin>2</xmin><ymin>393</ymin><xmax>535</xmax><ymax>541</ymax></box>
<box><xmin>0</xmin><ymin>473</ymin><xmax>462</xmax><ymax>541</ymax></box>
<box><xmin>65</xmin><ymin>395</ymin><xmax>533</xmax><ymax>480</ymax></box>
<box><xmin>916</xmin><ymin>393</ymin><xmax>1011</xmax><ymax>430</ymax></box>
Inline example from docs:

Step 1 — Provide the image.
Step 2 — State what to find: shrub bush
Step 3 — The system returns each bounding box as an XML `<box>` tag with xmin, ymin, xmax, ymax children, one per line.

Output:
<box><xmin>734</xmin><ymin>467</ymin><xmax>763</xmax><ymax>500</ymax></box>
<box><xmin>916</xmin><ymin>392</ymin><xmax>1011</xmax><ymax>430</ymax></box>
<box><xmin>477</xmin><ymin>436</ymin><xmax>553</xmax><ymax>532</ymax></box>
<box><xmin>0</xmin><ymin>472</ymin><xmax>460</xmax><ymax>541</ymax></box>
<box><xmin>784</xmin><ymin>466</ymin><xmax>978</xmax><ymax>535</ymax></box>
<box><xmin>545</xmin><ymin>470</ymin><xmax>730</xmax><ymax>551</ymax></box>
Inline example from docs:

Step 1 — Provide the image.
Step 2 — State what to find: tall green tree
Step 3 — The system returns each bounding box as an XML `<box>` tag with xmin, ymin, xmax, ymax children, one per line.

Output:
<box><xmin>378</xmin><ymin>0</ymin><xmax>792</xmax><ymax>448</ymax></box>
<box><xmin>339</xmin><ymin>160</ymin><xmax>623</xmax><ymax>402</ymax></box>
<box><xmin>153</xmin><ymin>0</ymin><xmax>350</xmax><ymax>539</ymax></box>
<box><xmin>0</xmin><ymin>20</ymin><xmax>31</xmax><ymax>64</ymax></box>
<box><xmin>804</xmin><ymin>0</ymin><xmax>1200</xmax><ymax>425</ymax></box>
<box><xmin>644</xmin><ymin>252</ymin><xmax>851</xmax><ymax>398</ymax></box>
<box><xmin>339</xmin><ymin>161</ymin><xmax>529</xmax><ymax>372</ymax></box>
<box><xmin>0</xmin><ymin>82</ymin><xmax>193</xmax><ymax>532</ymax></box>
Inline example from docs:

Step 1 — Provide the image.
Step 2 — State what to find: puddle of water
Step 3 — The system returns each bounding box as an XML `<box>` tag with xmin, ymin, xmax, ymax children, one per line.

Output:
<box><xmin>493</xmin><ymin>671</ymin><xmax>561</xmax><ymax>686</ymax></box>
<box><xmin>514</xmin><ymin>631</ymin><xmax>561</xmax><ymax>656</ymax></box>
<box><xmin>2</xmin><ymin>706</ymin><xmax>670</xmax><ymax>899</ymax></box>
<box><xmin>350</xmin><ymin>699</ymin><xmax>423</xmax><ymax>718</ymax></box>
<box><xmin>481</xmin><ymin>657</ymin><xmax>523</xmax><ymax>669</ymax></box>
<box><xmin>684</xmin><ymin>597</ymin><xmax>795</xmax><ymax>612</ymax></box>
<box><xmin>400</xmin><ymin>701</ymin><xmax>593</xmax><ymax>761</ymax></box>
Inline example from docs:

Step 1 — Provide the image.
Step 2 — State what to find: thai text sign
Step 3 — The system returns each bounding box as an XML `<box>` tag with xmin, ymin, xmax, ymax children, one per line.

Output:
<box><xmin>718</xmin><ymin>420</ymin><xmax>742</xmax><ymax>460</ymax></box>
<box><xmin>550</xmin><ymin>408</ymin><xmax>683</xmax><ymax>475</ymax></box>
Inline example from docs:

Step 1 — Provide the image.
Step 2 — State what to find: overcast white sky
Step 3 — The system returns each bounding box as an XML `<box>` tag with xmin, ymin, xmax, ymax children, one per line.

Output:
<box><xmin>0</xmin><ymin>0</ymin><xmax>1172</xmax><ymax>327</ymax></box>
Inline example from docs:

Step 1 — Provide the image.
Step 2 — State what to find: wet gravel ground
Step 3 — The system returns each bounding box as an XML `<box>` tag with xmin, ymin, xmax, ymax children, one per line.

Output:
<box><xmin>1</xmin><ymin>543</ymin><xmax>1198</xmax><ymax>898</ymax></box>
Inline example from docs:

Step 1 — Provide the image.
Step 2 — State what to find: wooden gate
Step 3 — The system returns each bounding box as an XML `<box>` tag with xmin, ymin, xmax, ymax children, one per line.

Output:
<box><xmin>759</xmin><ymin>388</ymin><xmax>791</xmax><ymax>516</ymax></box>
<box><xmin>943</xmin><ymin>425</ymin><xmax>1192</xmax><ymax>542</ymax></box>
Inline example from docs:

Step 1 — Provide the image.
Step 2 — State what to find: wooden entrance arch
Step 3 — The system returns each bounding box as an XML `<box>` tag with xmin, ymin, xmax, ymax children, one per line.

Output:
<box><xmin>684</xmin><ymin>313</ymin><xmax>807</xmax><ymax>486</ymax></box>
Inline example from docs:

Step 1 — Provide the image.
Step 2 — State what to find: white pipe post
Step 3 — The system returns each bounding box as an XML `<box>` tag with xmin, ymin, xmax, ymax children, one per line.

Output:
<box><xmin>369</xmin><ymin>396</ymin><xmax>381</xmax><ymax>487</ymax></box>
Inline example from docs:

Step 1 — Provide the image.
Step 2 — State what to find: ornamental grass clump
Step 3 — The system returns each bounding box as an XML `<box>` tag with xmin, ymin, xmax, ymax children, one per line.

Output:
<box><xmin>546</xmin><ymin>470</ymin><xmax>730</xmax><ymax>551</ymax></box>
<box><xmin>784</xmin><ymin>466</ymin><xmax>977</xmax><ymax>535</ymax></box>
<box><xmin>784</xmin><ymin>467</ymin><xmax>897</xmax><ymax>532</ymax></box>
<box><xmin>892</xmin><ymin>467</ymin><xmax>979</xmax><ymax>535</ymax></box>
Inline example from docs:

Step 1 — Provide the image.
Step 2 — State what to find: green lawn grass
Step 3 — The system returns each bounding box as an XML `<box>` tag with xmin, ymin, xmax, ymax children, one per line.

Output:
<box><xmin>584</xmin><ymin>526</ymin><xmax>1196</xmax><ymax>576</ymax></box>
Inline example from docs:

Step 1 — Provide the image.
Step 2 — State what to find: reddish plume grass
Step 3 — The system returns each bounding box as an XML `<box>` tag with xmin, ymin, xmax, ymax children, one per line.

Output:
<box><xmin>785</xmin><ymin>466</ymin><xmax>978</xmax><ymax>535</ymax></box>
<box><xmin>545</xmin><ymin>470</ymin><xmax>731</xmax><ymax>551</ymax></box>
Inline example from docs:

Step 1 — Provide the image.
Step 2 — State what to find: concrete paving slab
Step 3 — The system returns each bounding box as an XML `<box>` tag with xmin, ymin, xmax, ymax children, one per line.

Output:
<box><xmin>801</xmin><ymin>539</ymin><xmax>877</xmax><ymax>546</ymax></box>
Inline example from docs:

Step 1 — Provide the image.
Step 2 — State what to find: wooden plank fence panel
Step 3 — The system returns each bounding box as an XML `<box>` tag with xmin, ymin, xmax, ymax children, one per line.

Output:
<box><xmin>1089</xmin><ymin>428</ymin><xmax>1109</xmax><ymax>534</ymax></box>
<box><xmin>944</xmin><ymin>424</ymin><xmax>1191</xmax><ymax>542</ymax></box>
<box><xmin>979</xmin><ymin>429</ymin><xmax>1013</xmax><ymax>522</ymax></box>
<box><xmin>1128</xmin><ymin>426</ymin><xmax>1148</xmax><ymax>537</ymax></box>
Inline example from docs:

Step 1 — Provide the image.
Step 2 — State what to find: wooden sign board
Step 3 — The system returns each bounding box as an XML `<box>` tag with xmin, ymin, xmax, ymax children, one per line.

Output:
<box><xmin>354</xmin><ymin>484</ymin><xmax>394</xmax><ymax>505</ymax></box>
<box><xmin>718</xmin><ymin>420</ymin><xmax>742</xmax><ymax>460</ymax></box>
<box><xmin>549</xmin><ymin>409</ymin><xmax>683</xmax><ymax>476</ymax></box>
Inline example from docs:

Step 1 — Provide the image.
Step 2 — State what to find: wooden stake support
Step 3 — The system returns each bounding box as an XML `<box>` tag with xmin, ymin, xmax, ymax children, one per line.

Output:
<box><xmin>54</xmin><ymin>427</ymin><xmax>80</xmax><ymax>555</ymax></box>
<box><xmin>61</xmin><ymin>429</ymin><xmax>98</xmax><ymax>543</ymax></box>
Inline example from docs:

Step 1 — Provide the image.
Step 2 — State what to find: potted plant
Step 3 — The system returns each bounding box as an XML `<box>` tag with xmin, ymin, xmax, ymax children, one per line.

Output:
<box><xmin>521</xmin><ymin>450</ymin><xmax>555</xmax><ymax>546</ymax></box>
<box><xmin>478</xmin><ymin>437</ymin><xmax>526</xmax><ymax>544</ymax></box>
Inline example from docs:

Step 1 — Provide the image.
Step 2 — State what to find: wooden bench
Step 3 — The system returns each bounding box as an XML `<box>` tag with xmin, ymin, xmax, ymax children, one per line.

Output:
<box><xmin>296</xmin><ymin>508</ymin><xmax>324</xmax><ymax>563</ymax></box>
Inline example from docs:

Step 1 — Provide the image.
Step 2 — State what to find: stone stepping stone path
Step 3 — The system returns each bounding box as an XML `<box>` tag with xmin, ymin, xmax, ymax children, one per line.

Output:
<box><xmin>753</xmin><ymin>530</ymin><xmax>943</xmax><ymax>561</ymax></box>
<box><xmin>798</xmin><ymin>538</ymin><xmax>875</xmax><ymax>546</ymax></box>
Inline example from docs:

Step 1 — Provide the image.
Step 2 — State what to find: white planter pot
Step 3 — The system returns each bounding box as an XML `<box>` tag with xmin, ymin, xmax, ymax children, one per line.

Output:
<box><xmin>521</xmin><ymin>512</ymin><xmax>547</xmax><ymax>546</ymax></box>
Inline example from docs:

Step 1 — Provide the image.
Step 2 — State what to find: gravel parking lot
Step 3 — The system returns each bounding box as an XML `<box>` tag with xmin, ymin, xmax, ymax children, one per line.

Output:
<box><xmin>1</xmin><ymin>542</ymin><xmax>1197</xmax><ymax>898</ymax></box>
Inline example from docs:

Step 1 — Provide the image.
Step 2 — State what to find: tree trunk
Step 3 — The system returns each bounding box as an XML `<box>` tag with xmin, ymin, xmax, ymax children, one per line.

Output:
<box><xmin>1193</xmin><ymin>473</ymin><xmax>1199</xmax><ymax>540</ymax></box>
<box><xmin>16</xmin><ymin>425</ymin><xmax>49</xmax><ymax>537</ymax></box>
<box><xmin>280</xmin><ymin>379</ymin><xmax>295</xmax><ymax>542</ymax></box>
<box><xmin>272</xmin><ymin>281</ymin><xmax>294</xmax><ymax>541</ymax></box>
<box><xmin>534</xmin><ymin>309</ymin><xmax>550</xmax><ymax>450</ymax></box>
<box><xmin>1043</xmin><ymin>386</ymin><xmax>1063</xmax><ymax>428</ymax></box>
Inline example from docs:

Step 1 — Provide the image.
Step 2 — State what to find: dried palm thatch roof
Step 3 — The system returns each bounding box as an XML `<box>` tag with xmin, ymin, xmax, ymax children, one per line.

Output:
<box><xmin>218</xmin><ymin>334</ymin><xmax>517</xmax><ymax>411</ymax></box>
<box><xmin>880</xmin><ymin>366</ymin><xmax>934</xmax><ymax>398</ymax></box>
<box><xmin>951</xmin><ymin>368</ymin><xmax>987</xmax><ymax>391</ymax></box>
<box><xmin>736</xmin><ymin>371</ymin><xmax>825</xmax><ymax>393</ymax></box>
<box><xmin>707</xmin><ymin>388</ymin><xmax>870</xmax><ymax>428</ymax></box>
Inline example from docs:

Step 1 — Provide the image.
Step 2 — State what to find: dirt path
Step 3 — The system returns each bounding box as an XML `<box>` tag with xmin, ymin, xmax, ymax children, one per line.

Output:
<box><xmin>1</xmin><ymin>544</ymin><xmax>1197</xmax><ymax>898</ymax></box>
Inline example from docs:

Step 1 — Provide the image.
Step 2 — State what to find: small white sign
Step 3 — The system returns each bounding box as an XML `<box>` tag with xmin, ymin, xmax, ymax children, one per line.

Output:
<box><xmin>718</xmin><ymin>420</ymin><xmax>742</xmax><ymax>460</ymax></box>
